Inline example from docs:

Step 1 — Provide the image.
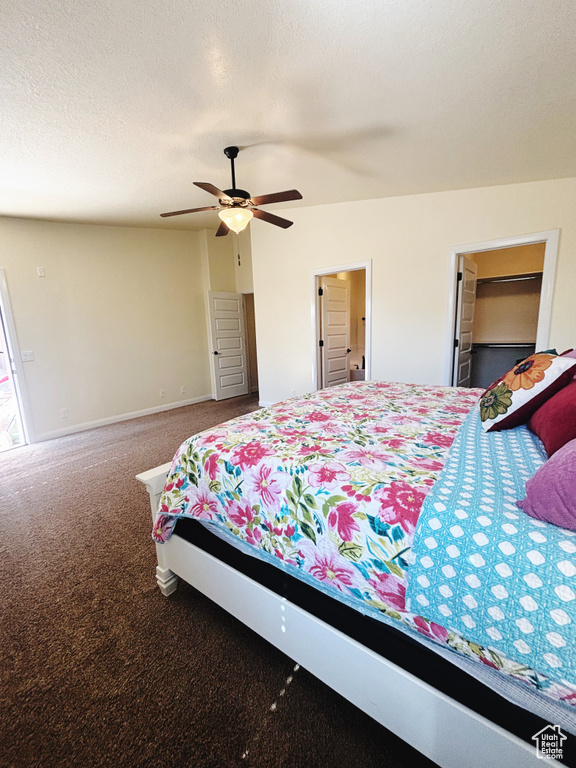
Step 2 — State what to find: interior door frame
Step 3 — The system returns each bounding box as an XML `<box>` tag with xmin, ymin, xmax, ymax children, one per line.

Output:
<box><xmin>443</xmin><ymin>230</ymin><xmax>559</xmax><ymax>386</ymax></box>
<box><xmin>0</xmin><ymin>269</ymin><xmax>33</xmax><ymax>443</ymax></box>
<box><xmin>311</xmin><ymin>260</ymin><xmax>372</xmax><ymax>391</ymax></box>
<box><xmin>242</xmin><ymin>292</ymin><xmax>258</xmax><ymax>394</ymax></box>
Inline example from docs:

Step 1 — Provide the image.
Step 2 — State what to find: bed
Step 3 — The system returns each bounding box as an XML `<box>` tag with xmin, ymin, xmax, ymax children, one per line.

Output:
<box><xmin>137</xmin><ymin>376</ymin><xmax>576</xmax><ymax>767</ymax></box>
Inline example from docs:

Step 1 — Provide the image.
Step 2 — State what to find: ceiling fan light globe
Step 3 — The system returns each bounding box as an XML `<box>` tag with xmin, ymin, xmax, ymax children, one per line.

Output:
<box><xmin>218</xmin><ymin>207</ymin><xmax>253</xmax><ymax>234</ymax></box>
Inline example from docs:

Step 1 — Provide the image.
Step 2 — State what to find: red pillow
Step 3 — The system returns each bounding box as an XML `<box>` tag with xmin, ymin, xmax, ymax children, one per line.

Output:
<box><xmin>528</xmin><ymin>381</ymin><xmax>576</xmax><ymax>456</ymax></box>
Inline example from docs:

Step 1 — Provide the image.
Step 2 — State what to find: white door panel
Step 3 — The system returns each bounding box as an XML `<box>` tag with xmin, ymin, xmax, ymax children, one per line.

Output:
<box><xmin>321</xmin><ymin>276</ymin><xmax>351</xmax><ymax>388</ymax></box>
<box><xmin>460</xmin><ymin>330</ymin><xmax>473</xmax><ymax>353</ymax></box>
<box><xmin>452</xmin><ymin>256</ymin><xmax>478</xmax><ymax>387</ymax></box>
<box><xmin>208</xmin><ymin>291</ymin><xmax>249</xmax><ymax>400</ymax></box>
<box><xmin>327</xmin><ymin>334</ymin><xmax>347</xmax><ymax>349</ymax></box>
<box><xmin>220</xmin><ymin>372</ymin><xmax>245</xmax><ymax>386</ymax></box>
<box><xmin>215</xmin><ymin>318</ymin><xmax>241</xmax><ymax>332</ymax></box>
<box><xmin>328</xmin><ymin>358</ymin><xmax>347</xmax><ymax>374</ymax></box>
<box><xmin>218</xmin><ymin>337</ymin><xmax>242</xmax><ymax>350</ymax></box>
<box><xmin>213</xmin><ymin>297</ymin><xmax>240</xmax><ymax>311</ymax></box>
<box><xmin>458</xmin><ymin>357</ymin><xmax>472</xmax><ymax>381</ymax></box>
<box><xmin>219</xmin><ymin>355</ymin><xmax>243</xmax><ymax>369</ymax></box>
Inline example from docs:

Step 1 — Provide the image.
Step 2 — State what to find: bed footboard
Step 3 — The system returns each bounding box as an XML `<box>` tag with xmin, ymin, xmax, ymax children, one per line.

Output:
<box><xmin>136</xmin><ymin>461</ymin><xmax>559</xmax><ymax>767</ymax></box>
<box><xmin>136</xmin><ymin>462</ymin><xmax>178</xmax><ymax>596</ymax></box>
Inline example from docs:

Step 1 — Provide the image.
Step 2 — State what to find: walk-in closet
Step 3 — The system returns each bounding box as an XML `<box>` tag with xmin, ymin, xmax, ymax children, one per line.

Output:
<box><xmin>468</xmin><ymin>244</ymin><xmax>545</xmax><ymax>389</ymax></box>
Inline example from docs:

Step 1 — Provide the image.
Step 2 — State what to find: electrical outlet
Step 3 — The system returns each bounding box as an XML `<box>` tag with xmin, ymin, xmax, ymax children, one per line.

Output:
<box><xmin>21</xmin><ymin>350</ymin><xmax>35</xmax><ymax>362</ymax></box>
<box><xmin>37</xmin><ymin>266</ymin><xmax>46</xmax><ymax>277</ymax></box>
<box><xmin>60</xmin><ymin>408</ymin><xmax>68</xmax><ymax>419</ymax></box>
<box><xmin>180</xmin><ymin>385</ymin><xmax>186</xmax><ymax>394</ymax></box>
<box><xmin>159</xmin><ymin>388</ymin><xmax>165</xmax><ymax>398</ymax></box>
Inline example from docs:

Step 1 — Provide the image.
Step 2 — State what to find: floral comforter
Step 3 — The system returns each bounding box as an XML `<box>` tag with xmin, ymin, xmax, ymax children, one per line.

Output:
<box><xmin>152</xmin><ymin>381</ymin><xmax>576</xmax><ymax>711</ymax></box>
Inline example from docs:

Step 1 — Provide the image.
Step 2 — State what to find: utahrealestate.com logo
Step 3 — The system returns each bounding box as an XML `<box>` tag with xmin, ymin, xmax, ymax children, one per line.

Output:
<box><xmin>532</xmin><ymin>724</ymin><xmax>567</xmax><ymax>761</ymax></box>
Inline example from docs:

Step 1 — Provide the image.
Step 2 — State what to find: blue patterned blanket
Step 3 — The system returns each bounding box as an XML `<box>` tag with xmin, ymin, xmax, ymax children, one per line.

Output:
<box><xmin>407</xmin><ymin>407</ymin><xmax>576</xmax><ymax>687</ymax></box>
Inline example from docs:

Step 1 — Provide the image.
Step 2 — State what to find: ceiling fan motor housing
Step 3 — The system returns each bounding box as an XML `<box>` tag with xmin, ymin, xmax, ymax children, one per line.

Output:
<box><xmin>223</xmin><ymin>188</ymin><xmax>251</xmax><ymax>203</ymax></box>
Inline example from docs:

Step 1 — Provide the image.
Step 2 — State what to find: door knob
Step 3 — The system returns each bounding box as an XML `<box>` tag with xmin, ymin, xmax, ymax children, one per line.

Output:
<box><xmin>346</xmin><ymin>348</ymin><xmax>351</xmax><ymax>353</ymax></box>
<box><xmin>213</xmin><ymin>351</ymin><xmax>219</xmax><ymax>355</ymax></box>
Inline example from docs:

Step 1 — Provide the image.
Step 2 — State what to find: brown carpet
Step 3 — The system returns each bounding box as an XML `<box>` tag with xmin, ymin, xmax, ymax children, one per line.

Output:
<box><xmin>0</xmin><ymin>395</ymin><xmax>436</xmax><ymax>768</ymax></box>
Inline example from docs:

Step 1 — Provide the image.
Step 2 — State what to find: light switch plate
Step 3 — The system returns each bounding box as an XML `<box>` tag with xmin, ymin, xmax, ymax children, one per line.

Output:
<box><xmin>21</xmin><ymin>350</ymin><xmax>34</xmax><ymax>362</ymax></box>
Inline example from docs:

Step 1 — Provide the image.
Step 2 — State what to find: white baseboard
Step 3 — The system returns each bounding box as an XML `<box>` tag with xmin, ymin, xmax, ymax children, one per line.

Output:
<box><xmin>33</xmin><ymin>395</ymin><xmax>213</xmax><ymax>443</ymax></box>
<box><xmin>258</xmin><ymin>399</ymin><xmax>275</xmax><ymax>407</ymax></box>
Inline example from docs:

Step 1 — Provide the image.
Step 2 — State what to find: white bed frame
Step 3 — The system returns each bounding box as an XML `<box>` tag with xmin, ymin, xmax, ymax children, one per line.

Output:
<box><xmin>137</xmin><ymin>463</ymin><xmax>557</xmax><ymax>768</ymax></box>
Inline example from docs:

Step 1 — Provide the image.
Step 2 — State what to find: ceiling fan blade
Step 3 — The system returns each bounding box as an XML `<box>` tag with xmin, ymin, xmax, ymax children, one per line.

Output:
<box><xmin>194</xmin><ymin>182</ymin><xmax>233</xmax><ymax>202</ymax></box>
<box><xmin>160</xmin><ymin>205</ymin><xmax>220</xmax><ymax>218</ymax></box>
<box><xmin>248</xmin><ymin>189</ymin><xmax>302</xmax><ymax>206</ymax></box>
<box><xmin>251</xmin><ymin>208</ymin><xmax>293</xmax><ymax>229</ymax></box>
<box><xmin>215</xmin><ymin>221</ymin><xmax>229</xmax><ymax>237</ymax></box>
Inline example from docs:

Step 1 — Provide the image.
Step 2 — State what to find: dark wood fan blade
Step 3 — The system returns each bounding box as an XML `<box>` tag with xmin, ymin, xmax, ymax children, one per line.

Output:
<box><xmin>251</xmin><ymin>208</ymin><xmax>293</xmax><ymax>229</ymax></box>
<box><xmin>248</xmin><ymin>189</ymin><xmax>302</xmax><ymax>206</ymax></box>
<box><xmin>160</xmin><ymin>205</ymin><xmax>220</xmax><ymax>217</ymax></box>
<box><xmin>194</xmin><ymin>182</ymin><xmax>233</xmax><ymax>202</ymax></box>
<box><xmin>215</xmin><ymin>221</ymin><xmax>229</xmax><ymax>237</ymax></box>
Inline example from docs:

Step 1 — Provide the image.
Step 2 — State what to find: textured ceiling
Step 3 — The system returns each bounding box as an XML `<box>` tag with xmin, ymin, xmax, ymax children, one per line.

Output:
<box><xmin>2</xmin><ymin>0</ymin><xmax>576</xmax><ymax>230</ymax></box>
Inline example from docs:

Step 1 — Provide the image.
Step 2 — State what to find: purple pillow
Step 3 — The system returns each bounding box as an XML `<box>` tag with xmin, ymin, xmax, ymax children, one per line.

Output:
<box><xmin>517</xmin><ymin>439</ymin><xmax>576</xmax><ymax>530</ymax></box>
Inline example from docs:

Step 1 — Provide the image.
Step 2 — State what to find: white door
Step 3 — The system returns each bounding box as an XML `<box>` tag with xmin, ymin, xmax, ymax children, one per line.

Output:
<box><xmin>208</xmin><ymin>292</ymin><xmax>249</xmax><ymax>400</ymax></box>
<box><xmin>320</xmin><ymin>276</ymin><xmax>351</xmax><ymax>388</ymax></box>
<box><xmin>452</xmin><ymin>255</ymin><xmax>478</xmax><ymax>387</ymax></box>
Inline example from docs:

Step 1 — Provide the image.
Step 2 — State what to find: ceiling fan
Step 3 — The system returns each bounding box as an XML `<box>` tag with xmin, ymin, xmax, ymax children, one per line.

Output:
<box><xmin>160</xmin><ymin>146</ymin><xmax>303</xmax><ymax>236</ymax></box>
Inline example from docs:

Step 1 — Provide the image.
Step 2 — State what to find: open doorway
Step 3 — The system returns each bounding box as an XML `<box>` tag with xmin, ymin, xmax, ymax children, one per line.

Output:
<box><xmin>468</xmin><ymin>244</ymin><xmax>544</xmax><ymax>388</ymax></box>
<box><xmin>447</xmin><ymin>231</ymin><xmax>559</xmax><ymax>388</ymax></box>
<box><xmin>0</xmin><ymin>270</ymin><xmax>29</xmax><ymax>450</ymax></box>
<box><xmin>243</xmin><ymin>293</ymin><xmax>259</xmax><ymax>394</ymax></box>
<box><xmin>312</xmin><ymin>260</ymin><xmax>372</xmax><ymax>390</ymax></box>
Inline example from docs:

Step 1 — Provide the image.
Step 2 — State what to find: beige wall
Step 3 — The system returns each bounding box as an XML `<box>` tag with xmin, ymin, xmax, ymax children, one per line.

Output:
<box><xmin>5</xmin><ymin>176</ymin><xmax>575</xmax><ymax>433</ymax></box>
<box><xmin>473</xmin><ymin>278</ymin><xmax>543</xmax><ymax>343</ymax></box>
<box><xmin>470</xmin><ymin>245</ymin><xmax>545</xmax><ymax>344</ymax></box>
<box><xmin>235</xmin><ymin>229</ymin><xmax>254</xmax><ymax>294</ymax></box>
<box><xmin>251</xmin><ymin>177</ymin><xmax>576</xmax><ymax>404</ymax></box>
<box><xmin>468</xmin><ymin>243</ymin><xmax>545</xmax><ymax>278</ymax></box>
<box><xmin>205</xmin><ymin>230</ymin><xmax>236</xmax><ymax>292</ymax></box>
<box><xmin>199</xmin><ymin>227</ymin><xmax>253</xmax><ymax>294</ymax></box>
<box><xmin>202</xmin><ymin>227</ymin><xmax>254</xmax><ymax>294</ymax></box>
<box><xmin>0</xmin><ymin>217</ymin><xmax>213</xmax><ymax>440</ymax></box>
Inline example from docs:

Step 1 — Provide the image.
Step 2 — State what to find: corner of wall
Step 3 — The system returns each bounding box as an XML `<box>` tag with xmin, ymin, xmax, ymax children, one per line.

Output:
<box><xmin>235</xmin><ymin>229</ymin><xmax>254</xmax><ymax>294</ymax></box>
<box><xmin>197</xmin><ymin>229</ymin><xmax>211</xmax><ymax>293</ymax></box>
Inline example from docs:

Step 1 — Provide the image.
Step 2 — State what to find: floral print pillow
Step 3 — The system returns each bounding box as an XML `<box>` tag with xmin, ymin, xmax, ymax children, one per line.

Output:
<box><xmin>480</xmin><ymin>353</ymin><xmax>576</xmax><ymax>432</ymax></box>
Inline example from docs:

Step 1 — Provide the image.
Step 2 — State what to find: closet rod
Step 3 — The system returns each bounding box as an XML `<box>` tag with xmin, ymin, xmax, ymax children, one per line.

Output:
<box><xmin>472</xmin><ymin>343</ymin><xmax>535</xmax><ymax>348</ymax></box>
<box><xmin>477</xmin><ymin>274</ymin><xmax>541</xmax><ymax>285</ymax></box>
